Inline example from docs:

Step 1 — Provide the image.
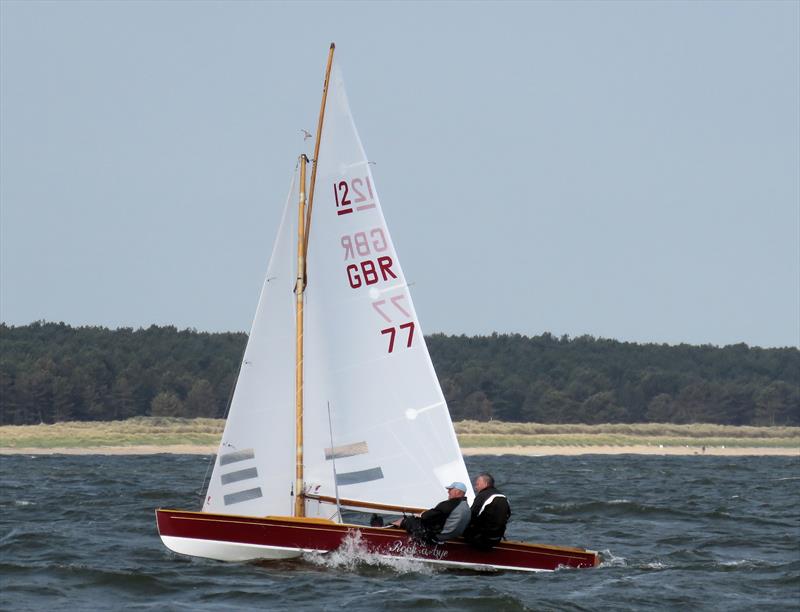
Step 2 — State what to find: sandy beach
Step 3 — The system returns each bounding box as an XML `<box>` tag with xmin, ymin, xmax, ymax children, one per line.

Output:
<box><xmin>1</xmin><ymin>445</ymin><xmax>796</xmax><ymax>456</ymax></box>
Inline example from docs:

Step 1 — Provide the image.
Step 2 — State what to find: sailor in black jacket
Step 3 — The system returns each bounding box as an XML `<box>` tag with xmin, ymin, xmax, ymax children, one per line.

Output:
<box><xmin>391</xmin><ymin>482</ymin><xmax>471</xmax><ymax>544</ymax></box>
<box><xmin>464</xmin><ymin>472</ymin><xmax>511</xmax><ymax>551</ymax></box>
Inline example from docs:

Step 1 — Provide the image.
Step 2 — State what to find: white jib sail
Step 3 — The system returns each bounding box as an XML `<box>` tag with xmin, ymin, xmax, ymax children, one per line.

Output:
<box><xmin>303</xmin><ymin>63</ymin><xmax>473</xmax><ymax>512</ymax></box>
<box><xmin>203</xmin><ymin>171</ymin><xmax>298</xmax><ymax>517</ymax></box>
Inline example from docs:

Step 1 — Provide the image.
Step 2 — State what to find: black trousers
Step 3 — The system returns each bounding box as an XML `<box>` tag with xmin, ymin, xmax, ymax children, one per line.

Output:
<box><xmin>400</xmin><ymin>516</ymin><xmax>438</xmax><ymax>545</ymax></box>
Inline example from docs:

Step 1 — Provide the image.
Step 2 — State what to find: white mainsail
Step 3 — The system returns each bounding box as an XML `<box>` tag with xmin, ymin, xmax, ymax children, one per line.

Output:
<box><xmin>303</xmin><ymin>63</ymin><xmax>473</xmax><ymax>511</ymax></box>
<box><xmin>203</xmin><ymin>61</ymin><xmax>472</xmax><ymax>520</ymax></box>
<box><xmin>203</xmin><ymin>172</ymin><xmax>298</xmax><ymax>517</ymax></box>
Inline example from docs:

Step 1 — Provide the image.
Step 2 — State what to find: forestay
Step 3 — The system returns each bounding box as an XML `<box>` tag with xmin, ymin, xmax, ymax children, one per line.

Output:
<box><xmin>203</xmin><ymin>172</ymin><xmax>298</xmax><ymax>517</ymax></box>
<box><xmin>303</xmin><ymin>62</ymin><xmax>473</xmax><ymax>511</ymax></box>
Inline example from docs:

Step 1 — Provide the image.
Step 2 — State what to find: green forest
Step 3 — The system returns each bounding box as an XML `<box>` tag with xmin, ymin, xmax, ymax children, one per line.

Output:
<box><xmin>1</xmin><ymin>322</ymin><xmax>797</xmax><ymax>426</ymax></box>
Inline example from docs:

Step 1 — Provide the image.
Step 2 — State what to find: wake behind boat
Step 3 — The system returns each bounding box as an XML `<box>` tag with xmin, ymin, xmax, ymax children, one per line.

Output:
<box><xmin>156</xmin><ymin>44</ymin><xmax>599</xmax><ymax>573</ymax></box>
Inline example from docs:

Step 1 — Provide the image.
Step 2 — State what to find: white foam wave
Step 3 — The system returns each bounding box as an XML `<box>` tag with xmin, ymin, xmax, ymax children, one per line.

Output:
<box><xmin>598</xmin><ymin>549</ymin><xmax>627</xmax><ymax>568</ymax></box>
<box><xmin>643</xmin><ymin>561</ymin><xmax>668</xmax><ymax>569</ymax></box>
<box><xmin>717</xmin><ymin>559</ymin><xmax>774</xmax><ymax>569</ymax></box>
<box><xmin>302</xmin><ymin>529</ymin><xmax>436</xmax><ymax>575</ymax></box>
<box><xmin>720</xmin><ymin>559</ymin><xmax>751</xmax><ymax>567</ymax></box>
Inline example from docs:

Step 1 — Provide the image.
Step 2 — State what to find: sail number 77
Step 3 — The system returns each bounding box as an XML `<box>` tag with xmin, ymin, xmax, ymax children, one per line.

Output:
<box><xmin>381</xmin><ymin>322</ymin><xmax>415</xmax><ymax>353</ymax></box>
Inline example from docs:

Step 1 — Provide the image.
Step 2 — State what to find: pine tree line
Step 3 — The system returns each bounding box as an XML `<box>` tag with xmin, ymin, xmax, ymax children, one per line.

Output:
<box><xmin>1</xmin><ymin>322</ymin><xmax>797</xmax><ymax>426</ymax></box>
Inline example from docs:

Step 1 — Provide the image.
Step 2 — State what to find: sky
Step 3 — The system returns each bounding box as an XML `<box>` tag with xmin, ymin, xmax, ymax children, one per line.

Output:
<box><xmin>1</xmin><ymin>1</ymin><xmax>798</xmax><ymax>348</ymax></box>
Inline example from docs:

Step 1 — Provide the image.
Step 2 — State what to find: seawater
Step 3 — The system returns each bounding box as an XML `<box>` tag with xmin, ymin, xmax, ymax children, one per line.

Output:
<box><xmin>1</xmin><ymin>454</ymin><xmax>798</xmax><ymax>611</ymax></box>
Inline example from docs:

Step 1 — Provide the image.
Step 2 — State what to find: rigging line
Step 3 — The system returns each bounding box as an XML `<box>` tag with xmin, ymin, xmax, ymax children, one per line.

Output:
<box><xmin>326</xmin><ymin>400</ymin><xmax>343</xmax><ymax>523</ymax></box>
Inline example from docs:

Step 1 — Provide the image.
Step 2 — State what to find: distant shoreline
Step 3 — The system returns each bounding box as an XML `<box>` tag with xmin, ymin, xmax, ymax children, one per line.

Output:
<box><xmin>1</xmin><ymin>444</ymin><xmax>796</xmax><ymax>457</ymax></box>
<box><xmin>2</xmin><ymin>418</ymin><xmax>797</xmax><ymax>457</ymax></box>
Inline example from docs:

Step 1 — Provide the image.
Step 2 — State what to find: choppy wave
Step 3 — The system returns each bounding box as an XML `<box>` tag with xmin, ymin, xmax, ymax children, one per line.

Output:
<box><xmin>598</xmin><ymin>549</ymin><xmax>627</xmax><ymax>568</ymax></box>
<box><xmin>1</xmin><ymin>454</ymin><xmax>798</xmax><ymax>611</ymax></box>
<box><xmin>303</xmin><ymin>529</ymin><xmax>436</xmax><ymax>575</ymax></box>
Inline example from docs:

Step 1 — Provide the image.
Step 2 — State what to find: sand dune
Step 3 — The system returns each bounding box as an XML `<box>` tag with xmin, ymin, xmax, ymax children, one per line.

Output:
<box><xmin>2</xmin><ymin>444</ymin><xmax>796</xmax><ymax>456</ymax></box>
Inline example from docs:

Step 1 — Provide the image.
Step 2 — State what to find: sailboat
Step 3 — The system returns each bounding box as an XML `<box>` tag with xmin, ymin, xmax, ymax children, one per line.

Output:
<box><xmin>156</xmin><ymin>44</ymin><xmax>599</xmax><ymax>572</ymax></box>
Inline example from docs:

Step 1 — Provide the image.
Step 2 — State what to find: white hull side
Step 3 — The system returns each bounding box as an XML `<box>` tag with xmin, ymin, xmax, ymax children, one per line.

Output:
<box><xmin>160</xmin><ymin>534</ymin><xmax>550</xmax><ymax>572</ymax></box>
<box><xmin>160</xmin><ymin>535</ymin><xmax>320</xmax><ymax>562</ymax></box>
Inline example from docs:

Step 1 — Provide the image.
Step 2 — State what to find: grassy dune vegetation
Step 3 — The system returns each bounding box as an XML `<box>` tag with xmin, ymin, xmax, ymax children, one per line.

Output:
<box><xmin>0</xmin><ymin>417</ymin><xmax>798</xmax><ymax>450</ymax></box>
<box><xmin>0</xmin><ymin>417</ymin><xmax>224</xmax><ymax>449</ymax></box>
<box><xmin>456</xmin><ymin>420</ymin><xmax>800</xmax><ymax>448</ymax></box>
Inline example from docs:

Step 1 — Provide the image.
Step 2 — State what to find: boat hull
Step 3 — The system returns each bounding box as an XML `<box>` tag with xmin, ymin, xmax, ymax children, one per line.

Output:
<box><xmin>156</xmin><ymin>509</ymin><xmax>599</xmax><ymax>572</ymax></box>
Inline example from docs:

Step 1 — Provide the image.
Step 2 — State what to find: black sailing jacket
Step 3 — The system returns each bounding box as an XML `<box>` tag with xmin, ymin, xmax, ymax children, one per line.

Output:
<box><xmin>420</xmin><ymin>497</ymin><xmax>463</xmax><ymax>533</ymax></box>
<box><xmin>468</xmin><ymin>486</ymin><xmax>511</xmax><ymax>539</ymax></box>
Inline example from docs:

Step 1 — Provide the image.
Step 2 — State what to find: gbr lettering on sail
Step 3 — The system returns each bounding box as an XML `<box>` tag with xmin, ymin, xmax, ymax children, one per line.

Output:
<box><xmin>334</xmin><ymin>175</ymin><xmax>414</xmax><ymax>354</ymax></box>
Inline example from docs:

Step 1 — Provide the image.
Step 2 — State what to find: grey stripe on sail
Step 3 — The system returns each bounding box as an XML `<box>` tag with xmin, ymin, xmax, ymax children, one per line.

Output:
<box><xmin>220</xmin><ymin>467</ymin><xmax>258</xmax><ymax>485</ymax></box>
<box><xmin>325</xmin><ymin>441</ymin><xmax>369</xmax><ymax>460</ymax></box>
<box><xmin>219</xmin><ymin>448</ymin><xmax>255</xmax><ymax>466</ymax></box>
<box><xmin>336</xmin><ymin>467</ymin><xmax>384</xmax><ymax>486</ymax></box>
<box><xmin>223</xmin><ymin>487</ymin><xmax>263</xmax><ymax>505</ymax></box>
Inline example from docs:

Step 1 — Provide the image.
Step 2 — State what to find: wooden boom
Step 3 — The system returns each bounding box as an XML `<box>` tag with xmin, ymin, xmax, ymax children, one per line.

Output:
<box><xmin>304</xmin><ymin>492</ymin><xmax>426</xmax><ymax>516</ymax></box>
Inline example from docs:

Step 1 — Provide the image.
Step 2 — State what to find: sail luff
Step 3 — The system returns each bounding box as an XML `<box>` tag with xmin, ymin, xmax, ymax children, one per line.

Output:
<box><xmin>302</xmin><ymin>42</ymin><xmax>335</xmax><ymax>268</ymax></box>
<box><xmin>294</xmin><ymin>154</ymin><xmax>308</xmax><ymax>518</ymax></box>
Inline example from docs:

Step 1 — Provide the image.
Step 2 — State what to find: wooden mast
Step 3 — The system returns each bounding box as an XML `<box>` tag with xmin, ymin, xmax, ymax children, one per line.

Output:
<box><xmin>294</xmin><ymin>44</ymin><xmax>335</xmax><ymax>518</ymax></box>
<box><xmin>294</xmin><ymin>154</ymin><xmax>308</xmax><ymax>517</ymax></box>
<box><xmin>302</xmin><ymin>42</ymin><xmax>335</xmax><ymax>268</ymax></box>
